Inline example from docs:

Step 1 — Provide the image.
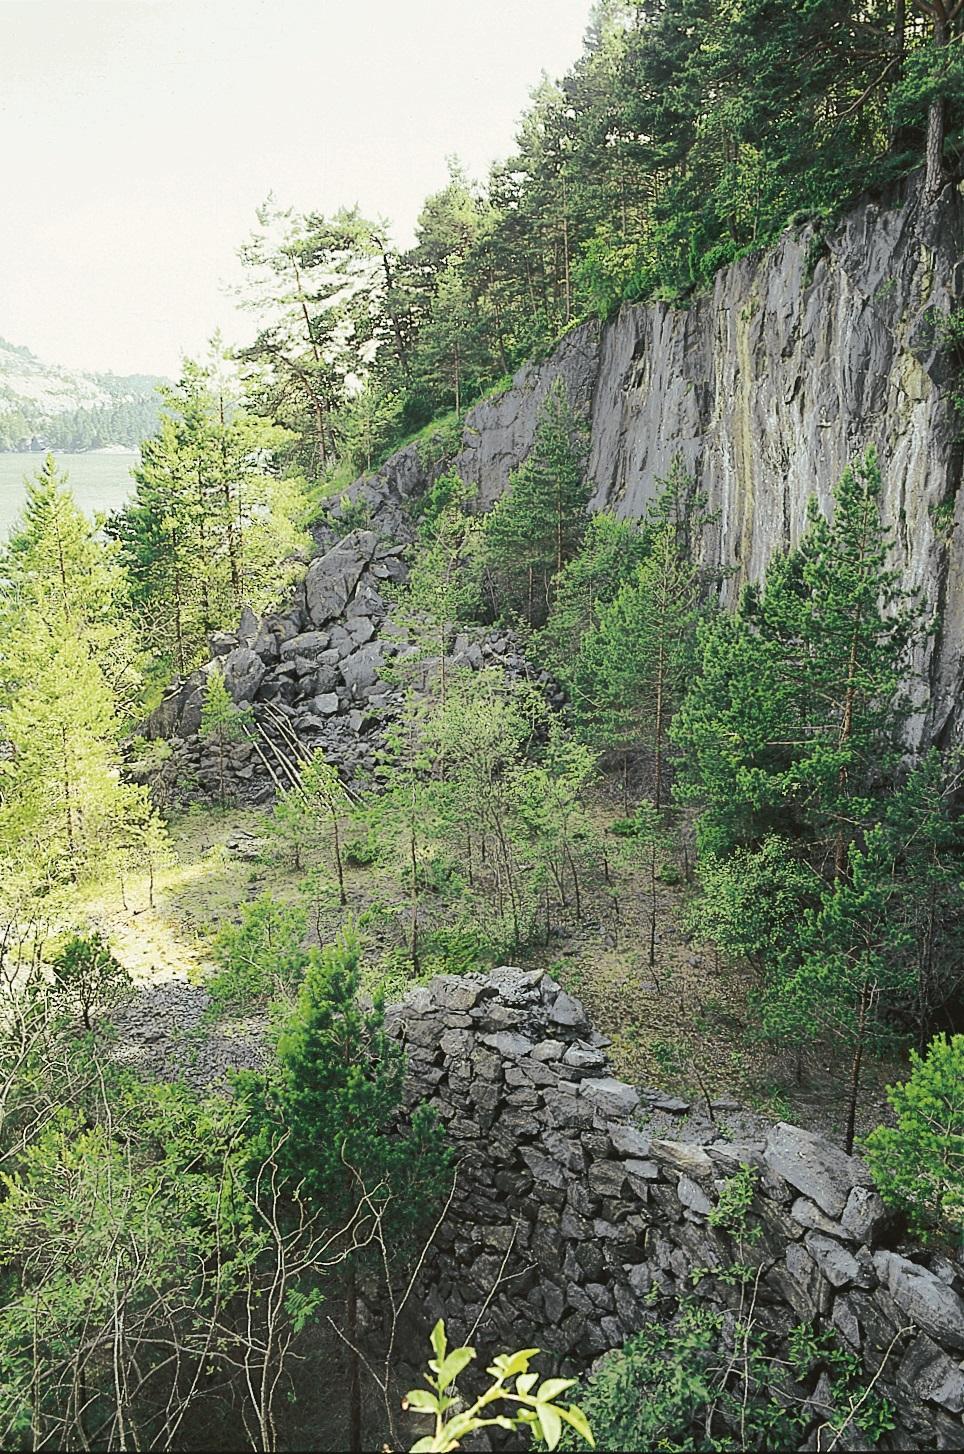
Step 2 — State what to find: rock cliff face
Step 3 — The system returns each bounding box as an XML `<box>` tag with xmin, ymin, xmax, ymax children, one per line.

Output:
<box><xmin>382</xmin><ymin>968</ymin><xmax>964</xmax><ymax>1451</ymax></box>
<box><xmin>151</xmin><ymin>174</ymin><xmax>964</xmax><ymax>778</ymax></box>
<box><xmin>453</xmin><ymin>174</ymin><xmax>964</xmax><ymax>748</ymax></box>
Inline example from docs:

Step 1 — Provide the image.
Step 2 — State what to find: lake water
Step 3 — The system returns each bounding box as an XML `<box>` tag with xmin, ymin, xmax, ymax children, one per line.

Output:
<box><xmin>0</xmin><ymin>451</ymin><xmax>138</xmax><ymax>539</ymax></box>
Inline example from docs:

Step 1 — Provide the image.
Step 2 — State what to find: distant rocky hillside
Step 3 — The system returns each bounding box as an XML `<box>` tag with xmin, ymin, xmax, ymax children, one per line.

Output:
<box><xmin>0</xmin><ymin>337</ymin><xmax>166</xmax><ymax>451</ymax></box>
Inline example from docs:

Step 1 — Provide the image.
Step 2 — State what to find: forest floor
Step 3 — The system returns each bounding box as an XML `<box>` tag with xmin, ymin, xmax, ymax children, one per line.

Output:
<box><xmin>86</xmin><ymin>795</ymin><xmax>901</xmax><ymax>1148</ymax></box>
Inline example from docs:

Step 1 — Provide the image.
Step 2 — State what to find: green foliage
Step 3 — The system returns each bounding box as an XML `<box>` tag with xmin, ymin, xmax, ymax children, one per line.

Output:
<box><xmin>403</xmin><ymin>476</ymin><xmax>486</xmax><ymax>649</ymax></box>
<box><xmin>236</xmin><ymin>923</ymin><xmax>449</xmax><ymax>1238</ymax></box>
<box><xmin>674</xmin><ymin>449</ymin><xmax>918</xmax><ymax>862</ymax></box>
<box><xmin>686</xmin><ymin>838</ymin><xmax>819</xmax><ymax>970</ymax></box>
<box><xmin>786</xmin><ymin>1327</ymin><xmax>896</xmax><ymax>1442</ymax></box>
<box><xmin>566</xmin><ymin>465</ymin><xmax>709</xmax><ymax>807</ymax></box>
<box><xmin>111</xmin><ymin>355</ymin><xmax>311</xmax><ymax>672</ymax></box>
<box><xmin>0</xmin><ymin>456</ymin><xmax>161</xmax><ymax>896</ymax></box>
<box><xmin>707</xmin><ymin>1164</ymin><xmax>759</xmax><ymax>1240</ymax></box>
<box><xmin>562</xmin><ymin>1293</ymin><xmax>896</xmax><ymax>1453</ymax></box>
<box><xmin>864</xmin><ymin>1033</ymin><xmax>964</xmax><ymax>1243</ymax></box>
<box><xmin>226</xmin><ymin>2</ymin><xmax>950</xmax><ymax>480</ymax></box>
<box><xmin>405</xmin><ymin>1319</ymin><xmax>593</xmax><ymax>1453</ymax></box>
<box><xmin>535</xmin><ymin>513</ymin><xmax>649</xmax><ymax>682</ymax></box>
<box><xmin>484</xmin><ymin>382</ymin><xmax>590</xmax><ymax>627</ymax></box>
<box><xmin>675</xmin><ymin>454</ymin><xmax>964</xmax><ymax>1148</ymax></box>
<box><xmin>557</xmin><ymin>1300</ymin><xmax>799</xmax><ymax>1453</ymax></box>
<box><xmin>48</xmin><ymin>931</ymin><xmax>132</xmax><ymax>1031</ymax></box>
<box><xmin>200</xmin><ymin>670</ymin><xmax>254</xmax><ymax>807</ymax></box>
<box><xmin>265</xmin><ymin>753</ymin><xmax>350</xmax><ymax>901</ymax></box>
<box><xmin>208</xmin><ymin>894</ymin><xmax>310</xmax><ymax>1014</ymax></box>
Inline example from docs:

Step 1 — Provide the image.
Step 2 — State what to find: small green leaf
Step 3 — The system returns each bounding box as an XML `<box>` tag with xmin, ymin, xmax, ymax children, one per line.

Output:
<box><xmin>489</xmin><ymin>1348</ymin><xmax>540</xmax><ymax>1380</ymax></box>
<box><xmin>537</xmin><ymin>1377</ymin><xmax>575</xmax><ymax>1402</ymax></box>
<box><xmin>538</xmin><ymin>1401</ymin><xmax>563</xmax><ymax>1450</ymax></box>
<box><xmin>436</xmin><ymin>1346</ymin><xmax>475</xmax><ymax>1389</ymax></box>
<box><xmin>429</xmin><ymin>1319</ymin><xmax>447</xmax><ymax>1365</ymax></box>
<box><xmin>516</xmin><ymin>1372</ymin><xmax>539</xmax><ymax>1396</ymax></box>
<box><xmin>403</xmin><ymin>1388</ymin><xmax>439</xmax><ymax>1415</ymax></box>
<box><xmin>560</xmin><ymin>1403</ymin><xmax>595</xmax><ymax>1447</ymax></box>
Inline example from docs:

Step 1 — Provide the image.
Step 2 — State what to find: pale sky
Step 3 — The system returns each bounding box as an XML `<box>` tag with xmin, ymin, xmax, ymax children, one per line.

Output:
<box><xmin>1</xmin><ymin>0</ymin><xmax>593</xmax><ymax>378</ymax></box>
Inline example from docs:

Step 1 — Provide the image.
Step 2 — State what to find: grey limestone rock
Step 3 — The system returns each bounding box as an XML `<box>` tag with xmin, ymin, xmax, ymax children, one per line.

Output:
<box><xmin>792</xmin><ymin>1196</ymin><xmax>852</xmax><ymax>1240</ymax></box>
<box><xmin>580</xmin><ymin>1077</ymin><xmax>640</xmax><ymax>1119</ymax></box>
<box><xmin>804</xmin><ymin>1232</ymin><xmax>861</xmax><ymax>1288</ymax></box>
<box><xmin>304</xmin><ymin>530</ymin><xmax>379</xmax><ymax>627</ymax></box>
<box><xmin>678</xmin><ymin>1174</ymin><xmax>713</xmax><ymax>1215</ymax></box>
<box><xmin>897</xmin><ymin>1333</ymin><xmax>964</xmax><ymax>1414</ymax></box>
<box><xmin>764</xmin><ymin>1122</ymin><xmax>869</xmax><ymax>1218</ymax></box>
<box><xmin>280</xmin><ymin>630</ymin><xmax>329</xmax><ymax>661</ymax></box>
<box><xmin>874</xmin><ymin>1252</ymin><xmax>964</xmax><ymax>1352</ymax></box>
<box><xmin>609</xmin><ymin>1123</ymin><xmax>652</xmax><ymax>1159</ymax></box>
<box><xmin>651</xmin><ymin>1140</ymin><xmax>714</xmax><ymax>1179</ymax></box>
<box><xmin>842</xmin><ymin>1184</ymin><xmax>890</xmax><ymax>1244</ymax></box>
<box><xmin>221</xmin><ymin>647</ymin><xmax>265</xmax><ymax>704</ymax></box>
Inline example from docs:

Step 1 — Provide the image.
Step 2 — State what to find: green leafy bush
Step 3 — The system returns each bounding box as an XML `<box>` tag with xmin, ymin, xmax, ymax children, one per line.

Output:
<box><xmin>405</xmin><ymin>1319</ymin><xmax>593</xmax><ymax>1452</ymax></box>
<box><xmin>207</xmin><ymin>894</ymin><xmax>309</xmax><ymax>1015</ymax></box>
<box><xmin>863</xmin><ymin>1032</ymin><xmax>964</xmax><ymax>1243</ymax></box>
<box><xmin>49</xmin><ymin>931</ymin><xmax>132</xmax><ymax>1031</ymax></box>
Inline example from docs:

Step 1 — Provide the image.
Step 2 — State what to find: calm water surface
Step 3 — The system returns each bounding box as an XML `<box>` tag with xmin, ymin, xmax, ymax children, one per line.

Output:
<box><xmin>0</xmin><ymin>451</ymin><xmax>138</xmax><ymax>538</ymax></box>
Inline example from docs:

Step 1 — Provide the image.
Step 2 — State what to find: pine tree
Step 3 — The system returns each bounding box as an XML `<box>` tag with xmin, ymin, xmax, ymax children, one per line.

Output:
<box><xmin>237</xmin><ymin>925</ymin><xmax>448</xmax><ymax>1452</ymax></box>
<box><xmin>1</xmin><ymin>454</ymin><xmax>141</xmax><ymax>715</ymax></box>
<box><xmin>536</xmin><ymin>512</ymin><xmax>649</xmax><ymax>681</ymax></box>
<box><xmin>199</xmin><ymin>671</ymin><xmax>253</xmax><ymax>808</ymax></box>
<box><xmin>112</xmin><ymin>360</ymin><xmax>310</xmax><ymax>672</ymax></box>
<box><xmin>0</xmin><ymin>459</ymin><xmax>157</xmax><ymax>892</ymax></box>
<box><xmin>674</xmin><ymin>450</ymin><xmax>918</xmax><ymax>867</ymax></box>
<box><xmin>572</xmin><ymin>469</ymin><xmax>708</xmax><ymax>809</ymax></box>
<box><xmin>864</xmin><ymin>1032</ymin><xmax>964</xmax><ymax>1242</ymax></box>
<box><xmin>484</xmin><ymin>381</ymin><xmax>590</xmax><ymax>627</ymax></box>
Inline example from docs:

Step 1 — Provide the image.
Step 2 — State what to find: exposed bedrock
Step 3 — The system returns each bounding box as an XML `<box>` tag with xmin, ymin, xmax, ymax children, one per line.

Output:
<box><xmin>148</xmin><ymin>173</ymin><xmax>964</xmax><ymax>782</ymax></box>
<box><xmin>378</xmin><ymin>969</ymin><xmax>964</xmax><ymax>1451</ymax></box>
<box><xmin>346</xmin><ymin>174</ymin><xmax>964</xmax><ymax>750</ymax></box>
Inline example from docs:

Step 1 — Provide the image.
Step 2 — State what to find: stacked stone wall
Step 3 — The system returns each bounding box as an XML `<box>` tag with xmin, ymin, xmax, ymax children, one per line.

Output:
<box><xmin>383</xmin><ymin>968</ymin><xmax>964</xmax><ymax>1451</ymax></box>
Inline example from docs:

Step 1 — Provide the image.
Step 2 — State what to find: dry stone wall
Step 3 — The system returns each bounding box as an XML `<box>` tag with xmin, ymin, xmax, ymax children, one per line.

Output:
<box><xmin>383</xmin><ymin>968</ymin><xmax>964</xmax><ymax>1451</ymax></box>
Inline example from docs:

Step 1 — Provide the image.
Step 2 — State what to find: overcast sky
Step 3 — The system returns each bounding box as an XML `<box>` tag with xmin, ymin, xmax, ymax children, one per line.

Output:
<box><xmin>1</xmin><ymin>0</ymin><xmax>592</xmax><ymax>377</ymax></box>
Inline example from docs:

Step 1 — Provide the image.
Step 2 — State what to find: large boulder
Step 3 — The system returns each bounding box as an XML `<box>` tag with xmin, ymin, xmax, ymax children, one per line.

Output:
<box><xmin>340</xmin><ymin>642</ymin><xmax>384</xmax><ymax>699</ymax></box>
<box><xmin>237</xmin><ymin>604</ymin><xmax>261</xmax><ymax>648</ymax></box>
<box><xmin>874</xmin><ymin>1252</ymin><xmax>964</xmax><ymax>1351</ymax></box>
<box><xmin>304</xmin><ymin>530</ymin><xmax>379</xmax><ymax>627</ymax></box>
<box><xmin>764</xmin><ymin>1123</ymin><xmax>869</xmax><ymax>1219</ymax></box>
<box><xmin>221</xmin><ymin>647</ymin><xmax>266</xmax><ymax>704</ymax></box>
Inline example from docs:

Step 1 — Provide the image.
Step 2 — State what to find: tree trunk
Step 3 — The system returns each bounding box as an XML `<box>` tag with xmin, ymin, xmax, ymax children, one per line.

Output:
<box><xmin>331</xmin><ymin>807</ymin><xmax>346</xmax><ymax>906</ymax></box>
<box><xmin>61</xmin><ymin>725</ymin><xmax>77</xmax><ymax>879</ymax></box>
<box><xmin>347</xmin><ymin>1269</ymin><xmax>362</xmax><ymax>1454</ymax></box>
<box><xmin>926</xmin><ymin>13</ymin><xmax>949</xmax><ymax>200</ymax></box>
<box><xmin>408</xmin><ymin>806</ymin><xmax>420</xmax><ymax>972</ymax></box>
<box><xmin>844</xmin><ymin>985</ymin><xmax>869</xmax><ymax>1155</ymax></box>
<box><xmin>649</xmin><ymin>843</ymin><xmax>658</xmax><ymax>969</ymax></box>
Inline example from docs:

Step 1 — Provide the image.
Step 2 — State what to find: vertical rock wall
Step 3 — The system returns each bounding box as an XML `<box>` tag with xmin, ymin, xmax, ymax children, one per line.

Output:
<box><xmin>451</xmin><ymin>176</ymin><xmax>964</xmax><ymax>747</ymax></box>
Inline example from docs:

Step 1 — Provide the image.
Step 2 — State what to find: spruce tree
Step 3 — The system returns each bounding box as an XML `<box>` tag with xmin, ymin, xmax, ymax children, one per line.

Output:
<box><xmin>237</xmin><ymin>925</ymin><xmax>448</xmax><ymax>1452</ymax></box>
<box><xmin>484</xmin><ymin>381</ymin><xmax>590</xmax><ymax>627</ymax></box>
<box><xmin>674</xmin><ymin>450</ymin><xmax>918</xmax><ymax>867</ymax></box>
